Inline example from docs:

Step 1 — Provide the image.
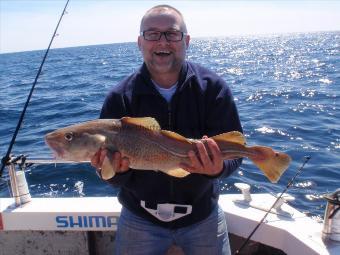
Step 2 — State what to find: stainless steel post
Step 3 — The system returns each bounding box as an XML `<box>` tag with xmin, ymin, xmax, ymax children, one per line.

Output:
<box><xmin>322</xmin><ymin>189</ymin><xmax>340</xmax><ymax>242</ymax></box>
<box><xmin>6</xmin><ymin>157</ymin><xmax>89</xmax><ymax>207</ymax></box>
<box><xmin>8</xmin><ymin>163</ymin><xmax>21</xmax><ymax>206</ymax></box>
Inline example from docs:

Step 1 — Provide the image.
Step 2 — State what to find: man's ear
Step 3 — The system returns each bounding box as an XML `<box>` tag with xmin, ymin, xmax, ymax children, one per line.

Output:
<box><xmin>138</xmin><ymin>36</ymin><xmax>142</xmax><ymax>50</ymax></box>
<box><xmin>185</xmin><ymin>35</ymin><xmax>190</xmax><ymax>49</ymax></box>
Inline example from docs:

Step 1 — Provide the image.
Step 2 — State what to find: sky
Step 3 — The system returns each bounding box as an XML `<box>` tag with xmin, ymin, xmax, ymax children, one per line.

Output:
<box><xmin>1</xmin><ymin>0</ymin><xmax>340</xmax><ymax>53</ymax></box>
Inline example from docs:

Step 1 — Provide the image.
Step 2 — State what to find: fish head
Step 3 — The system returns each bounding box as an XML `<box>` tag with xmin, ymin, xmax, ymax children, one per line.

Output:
<box><xmin>45</xmin><ymin>119</ymin><xmax>119</xmax><ymax>161</ymax></box>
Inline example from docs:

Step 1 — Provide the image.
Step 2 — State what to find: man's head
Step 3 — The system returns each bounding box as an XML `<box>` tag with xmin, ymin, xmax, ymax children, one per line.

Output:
<box><xmin>138</xmin><ymin>5</ymin><xmax>190</xmax><ymax>80</ymax></box>
<box><xmin>139</xmin><ymin>5</ymin><xmax>188</xmax><ymax>34</ymax></box>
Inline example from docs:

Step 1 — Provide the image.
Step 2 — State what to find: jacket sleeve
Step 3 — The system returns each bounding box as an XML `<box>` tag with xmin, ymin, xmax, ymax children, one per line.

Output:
<box><xmin>99</xmin><ymin>89</ymin><xmax>133</xmax><ymax>187</ymax></box>
<box><xmin>100</xmin><ymin>90</ymin><xmax>129</xmax><ymax>119</ymax></box>
<box><xmin>206</xmin><ymin>78</ymin><xmax>243</xmax><ymax>178</ymax></box>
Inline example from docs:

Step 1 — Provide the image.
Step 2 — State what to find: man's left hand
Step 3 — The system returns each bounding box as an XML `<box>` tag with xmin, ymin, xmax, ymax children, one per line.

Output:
<box><xmin>180</xmin><ymin>136</ymin><xmax>223</xmax><ymax>176</ymax></box>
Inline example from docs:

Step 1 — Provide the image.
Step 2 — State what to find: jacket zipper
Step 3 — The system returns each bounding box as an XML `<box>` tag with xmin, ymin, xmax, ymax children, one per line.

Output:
<box><xmin>167</xmin><ymin>104</ymin><xmax>172</xmax><ymax>130</ymax></box>
<box><xmin>167</xmin><ymin>103</ymin><xmax>174</xmax><ymax>201</ymax></box>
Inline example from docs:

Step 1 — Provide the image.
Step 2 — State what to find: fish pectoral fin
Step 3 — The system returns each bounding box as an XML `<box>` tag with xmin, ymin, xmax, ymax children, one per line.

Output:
<box><xmin>121</xmin><ymin>117</ymin><xmax>161</xmax><ymax>131</ymax></box>
<box><xmin>92</xmin><ymin>134</ymin><xmax>106</xmax><ymax>143</ymax></box>
<box><xmin>100</xmin><ymin>156</ymin><xmax>116</xmax><ymax>180</ymax></box>
<box><xmin>164</xmin><ymin>168</ymin><xmax>190</xmax><ymax>178</ymax></box>
<box><xmin>211</xmin><ymin>131</ymin><xmax>246</xmax><ymax>145</ymax></box>
<box><xmin>161</xmin><ymin>130</ymin><xmax>192</xmax><ymax>145</ymax></box>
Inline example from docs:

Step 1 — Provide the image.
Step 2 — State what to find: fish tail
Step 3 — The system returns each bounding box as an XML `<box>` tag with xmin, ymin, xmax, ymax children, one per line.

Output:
<box><xmin>248</xmin><ymin>146</ymin><xmax>291</xmax><ymax>183</ymax></box>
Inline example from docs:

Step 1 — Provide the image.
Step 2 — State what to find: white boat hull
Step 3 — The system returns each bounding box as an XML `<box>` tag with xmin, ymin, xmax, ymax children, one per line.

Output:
<box><xmin>0</xmin><ymin>194</ymin><xmax>339</xmax><ymax>255</ymax></box>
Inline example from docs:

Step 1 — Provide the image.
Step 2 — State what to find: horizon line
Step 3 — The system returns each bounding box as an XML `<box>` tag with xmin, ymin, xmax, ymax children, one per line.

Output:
<box><xmin>1</xmin><ymin>30</ymin><xmax>339</xmax><ymax>55</ymax></box>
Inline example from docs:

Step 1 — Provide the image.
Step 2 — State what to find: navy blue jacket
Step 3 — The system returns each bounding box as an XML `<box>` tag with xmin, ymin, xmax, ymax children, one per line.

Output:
<box><xmin>100</xmin><ymin>61</ymin><xmax>243</xmax><ymax>228</ymax></box>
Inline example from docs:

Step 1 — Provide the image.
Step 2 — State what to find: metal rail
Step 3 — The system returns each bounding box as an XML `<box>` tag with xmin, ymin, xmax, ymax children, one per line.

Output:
<box><xmin>4</xmin><ymin>156</ymin><xmax>90</xmax><ymax>207</ymax></box>
<box><xmin>15</xmin><ymin>158</ymin><xmax>90</xmax><ymax>165</ymax></box>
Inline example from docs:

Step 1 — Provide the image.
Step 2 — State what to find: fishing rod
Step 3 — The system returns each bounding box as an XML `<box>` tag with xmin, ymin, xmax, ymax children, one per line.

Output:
<box><xmin>235</xmin><ymin>155</ymin><xmax>311</xmax><ymax>254</ymax></box>
<box><xmin>0</xmin><ymin>0</ymin><xmax>70</xmax><ymax>177</ymax></box>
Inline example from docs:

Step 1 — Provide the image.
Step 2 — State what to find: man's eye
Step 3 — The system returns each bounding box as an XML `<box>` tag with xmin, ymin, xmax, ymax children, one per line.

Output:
<box><xmin>149</xmin><ymin>33</ymin><xmax>160</xmax><ymax>38</ymax></box>
<box><xmin>166</xmin><ymin>32</ymin><xmax>177</xmax><ymax>37</ymax></box>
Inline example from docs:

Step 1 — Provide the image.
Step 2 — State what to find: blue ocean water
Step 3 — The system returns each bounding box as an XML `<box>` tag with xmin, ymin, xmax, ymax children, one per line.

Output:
<box><xmin>0</xmin><ymin>32</ymin><xmax>339</xmax><ymax>219</ymax></box>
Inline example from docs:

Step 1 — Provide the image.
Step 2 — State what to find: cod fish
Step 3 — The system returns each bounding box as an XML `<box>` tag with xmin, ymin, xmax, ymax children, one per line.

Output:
<box><xmin>45</xmin><ymin>117</ymin><xmax>291</xmax><ymax>183</ymax></box>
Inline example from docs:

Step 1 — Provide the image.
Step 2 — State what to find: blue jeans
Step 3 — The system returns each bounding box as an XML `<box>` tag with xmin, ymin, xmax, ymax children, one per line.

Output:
<box><xmin>115</xmin><ymin>205</ymin><xmax>231</xmax><ymax>255</ymax></box>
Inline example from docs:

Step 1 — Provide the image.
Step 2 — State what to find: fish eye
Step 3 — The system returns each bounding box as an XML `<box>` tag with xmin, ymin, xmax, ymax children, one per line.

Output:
<box><xmin>64</xmin><ymin>132</ymin><xmax>74</xmax><ymax>141</ymax></box>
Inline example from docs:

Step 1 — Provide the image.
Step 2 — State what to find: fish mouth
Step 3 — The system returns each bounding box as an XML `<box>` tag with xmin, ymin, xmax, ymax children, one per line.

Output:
<box><xmin>45</xmin><ymin>138</ymin><xmax>65</xmax><ymax>159</ymax></box>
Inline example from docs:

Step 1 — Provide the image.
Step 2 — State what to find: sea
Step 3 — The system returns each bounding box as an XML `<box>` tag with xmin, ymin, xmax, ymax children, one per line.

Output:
<box><xmin>0</xmin><ymin>31</ymin><xmax>339</xmax><ymax>220</ymax></box>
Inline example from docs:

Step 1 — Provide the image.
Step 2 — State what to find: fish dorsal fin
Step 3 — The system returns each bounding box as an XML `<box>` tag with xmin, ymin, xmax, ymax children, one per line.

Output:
<box><xmin>161</xmin><ymin>130</ymin><xmax>192</xmax><ymax>145</ymax></box>
<box><xmin>121</xmin><ymin>117</ymin><xmax>161</xmax><ymax>131</ymax></box>
<box><xmin>211</xmin><ymin>131</ymin><xmax>246</xmax><ymax>145</ymax></box>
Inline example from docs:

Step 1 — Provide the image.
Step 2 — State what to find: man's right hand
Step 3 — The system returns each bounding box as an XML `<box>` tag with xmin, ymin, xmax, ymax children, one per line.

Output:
<box><xmin>91</xmin><ymin>148</ymin><xmax>130</xmax><ymax>180</ymax></box>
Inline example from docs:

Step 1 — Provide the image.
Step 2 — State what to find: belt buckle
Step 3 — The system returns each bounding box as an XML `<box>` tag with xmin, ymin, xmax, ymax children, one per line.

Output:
<box><xmin>141</xmin><ymin>201</ymin><xmax>192</xmax><ymax>222</ymax></box>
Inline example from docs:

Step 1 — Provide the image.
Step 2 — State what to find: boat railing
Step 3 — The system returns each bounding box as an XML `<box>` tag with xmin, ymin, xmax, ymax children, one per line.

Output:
<box><xmin>5</xmin><ymin>155</ymin><xmax>90</xmax><ymax>207</ymax></box>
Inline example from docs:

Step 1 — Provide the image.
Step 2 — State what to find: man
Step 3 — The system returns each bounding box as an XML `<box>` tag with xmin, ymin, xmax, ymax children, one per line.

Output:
<box><xmin>92</xmin><ymin>5</ymin><xmax>243</xmax><ymax>255</ymax></box>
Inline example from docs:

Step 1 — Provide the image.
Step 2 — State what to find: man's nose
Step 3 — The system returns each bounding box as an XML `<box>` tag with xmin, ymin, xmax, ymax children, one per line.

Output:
<box><xmin>159</xmin><ymin>32</ymin><xmax>169</xmax><ymax>43</ymax></box>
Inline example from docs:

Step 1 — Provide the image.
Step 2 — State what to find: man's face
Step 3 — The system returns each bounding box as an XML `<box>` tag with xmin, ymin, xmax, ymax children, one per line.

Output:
<box><xmin>138</xmin><ymin>10</ymin><xmax>190</xmax><ymax>76</ymax></box>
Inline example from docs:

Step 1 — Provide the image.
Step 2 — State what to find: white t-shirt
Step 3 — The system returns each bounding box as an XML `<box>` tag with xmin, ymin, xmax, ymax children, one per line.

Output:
<box><xmin>152</xmin><ymin>80</ymin><xmax>178</xmax><ymax>103</ymax></box>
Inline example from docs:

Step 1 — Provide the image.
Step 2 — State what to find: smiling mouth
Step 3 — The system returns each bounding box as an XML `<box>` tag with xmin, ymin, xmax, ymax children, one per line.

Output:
<box><xmin>154</xmin><ymin>51</ymin><xmax>171</xmax><ymax>57</ymax></box>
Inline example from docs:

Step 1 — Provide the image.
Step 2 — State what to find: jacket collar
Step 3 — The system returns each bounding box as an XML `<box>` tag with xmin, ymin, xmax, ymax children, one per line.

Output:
<box><xmin>134</xmin><ymin>61</ymin><xmax>195</xmax><ymax>95</ymax></box>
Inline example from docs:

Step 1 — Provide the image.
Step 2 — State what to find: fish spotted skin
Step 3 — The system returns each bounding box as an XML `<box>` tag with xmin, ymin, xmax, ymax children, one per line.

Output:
<box><xmin>45</xmin><ymin>117</ymin><xmax>291</xmax><ymax>182</ymax></box>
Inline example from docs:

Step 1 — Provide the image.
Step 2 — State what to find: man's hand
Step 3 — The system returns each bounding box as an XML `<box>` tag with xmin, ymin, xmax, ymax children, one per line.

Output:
<box><xmin>91</xmin><ymin>148</ymin><xmax>130</xmax><ymax>180</ymax></box>
<box><xmin>180</xmin><ymin>136</ymin><xmax>223</xmax><ymax>176</ymax></box>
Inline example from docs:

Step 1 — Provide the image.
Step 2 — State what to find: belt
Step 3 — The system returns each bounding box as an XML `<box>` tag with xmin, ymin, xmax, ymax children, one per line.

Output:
<box><xmin>140</xmin><ymin>200</ymin><xmax>192</xmax><ymax>222</ymax></box>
